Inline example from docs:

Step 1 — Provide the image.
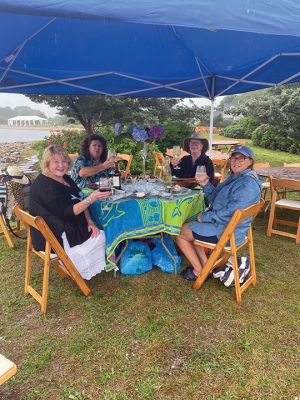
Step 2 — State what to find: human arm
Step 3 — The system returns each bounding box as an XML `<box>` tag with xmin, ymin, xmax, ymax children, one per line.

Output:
<box><xmin>201</xmin><ymin>177</ymin><xmax>261</xmax><ymax>225</ymax></box>
<box><xmin>78</xmin><ymin>158</ymin><xmax>115</xmax><ymax>178</ymax></box>
<box><xmin>41</xmin><ymin>177</ymin><xmax>111</xmax><ymax>221</ymax></box>
<box><xmin>72</xmin><ymin>189</ymin><xmax>111</xmax><ymax>216</ymax></box>
<box><xmin>170</xmin><ymin>156</ymin><xmax>189</xmax><ymax>178</ymax></box>
<box><xmin>84</xmin><ymin>208</ymin><xmax>100</xmax><ymax>238</ymax></box>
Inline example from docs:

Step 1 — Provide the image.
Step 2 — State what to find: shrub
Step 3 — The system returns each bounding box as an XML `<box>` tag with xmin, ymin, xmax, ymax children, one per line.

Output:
<box><xmin>252</xmin><ymin>124</ymin><xmax>300</xmax><ymax>154</ymax></box>
<box><xmin>32</xmin><ymin>127</ymin><xmax>159</xmax><ymax>175</ymax></box>
<box><xmin>222</xmin><ymin>117</ymin><xmax>258</xmax><ymax>139</ymax></box>
<box><xmin>157</xmin><ymin>120</ymin><xmax>193</xmax><ymax>152</ymax></box>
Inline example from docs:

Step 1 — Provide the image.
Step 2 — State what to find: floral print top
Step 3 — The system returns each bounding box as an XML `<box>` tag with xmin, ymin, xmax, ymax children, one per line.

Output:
<box><xmin>71</xmin><ymin>155</ymin><xmax>110</xmax><ymax>189</ymax></box>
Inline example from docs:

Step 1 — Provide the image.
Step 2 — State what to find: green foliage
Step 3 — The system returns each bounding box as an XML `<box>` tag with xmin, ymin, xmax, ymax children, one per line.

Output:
<box><xmin>32</xmin><ymin>128</ymin><xmax>86</xmax><ymax>159</ymax></box>
<box><xmin>26</xmin><ymin>94</ymin><xmax>181</xmax><ymax>134</ymax></box>
<box><xmin>252</xmin><ymin>124</ymin><xmax>300</xmax><ymax>154</ymax></box>
<box><xmin>157</xmin><ymin>120</ymin><xmax>193</xmax><ymax>152</ymax></box>
<box><xmin>233</xmin><ymin>85</ymin><xmax>300</xmax><ymax>153</ymax></box>
<box><xmin>222</xmin><ymin>117</ymin><xmax>259</xmax><ymax>139</ymax></box>
<box><xmin>32</xmin><ymin>126</ymin><xmax>159</xmax><ymax>175</ymax></box>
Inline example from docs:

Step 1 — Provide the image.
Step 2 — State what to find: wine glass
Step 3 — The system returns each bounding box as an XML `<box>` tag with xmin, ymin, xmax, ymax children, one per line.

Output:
<box><xmin>129</xmin><ymin>175</ymin><xmax>137</xmax><ymax>192</ymax></box>
<box><xmin>107</xmin><ymin>149</ymin><xmax>117</xmax><ymax>162</ymax></box>
<box><xmin>172</xmin><ymin>145</ymin><xmax>181</xmax><ymax>170</ymax></box>
<box><xmin>195</xmin><ymin>165</ymin><xmax>207</xmax><ymax>181</ymax></box>
<box><xmin>99</xmin><ymin>178</ymin><xmax>113</xmax><ymax>211</ymax></box>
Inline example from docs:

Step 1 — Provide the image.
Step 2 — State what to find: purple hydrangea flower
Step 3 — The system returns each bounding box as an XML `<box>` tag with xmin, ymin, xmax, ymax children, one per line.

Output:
<box><xmin>114</xmin><ymin>122</ymin><xmax>122</xmax><ymax>134</ymax></box>
<box><xmin>149</xmin><ymin>124</ymin><xmax>165</xmax><ymax>140</ymax></box>
<box><xmin>132</xmin><ymin>125</ymin><xmax>149</xmax><ymax>142</ymax></box>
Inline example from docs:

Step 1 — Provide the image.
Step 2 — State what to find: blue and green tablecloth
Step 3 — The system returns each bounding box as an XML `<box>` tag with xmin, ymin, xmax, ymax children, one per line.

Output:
<box><xmin>85</xmin><ymin>191</ymin><xmax>205</xmax><ymax>270</ymax></box>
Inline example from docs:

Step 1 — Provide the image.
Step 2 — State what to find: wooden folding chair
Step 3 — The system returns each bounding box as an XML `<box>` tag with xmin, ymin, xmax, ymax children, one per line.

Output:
<box><xmin>13</xmin><ymin>206</ymin><xmax>91</xmax><ymax>313</ymax></box>
<box><xmin>0</xmin><ymin>354</ymin><xmax>17</xmax><ymax>385</ymax></box>
<box><xmin>117</xmin><ymin>153</ymin><xmax>133</xmax><ymax>178</ymax></box>
<box><xmin>267</xmin><ymin>178</ymin><xmax>300</xmax><ymax>244</ymax></box>
<box><xmin>153</xmin><ymin>151</ymin><xmax>166</xmax><ymax>178</ymax></box>
<box><xmin>0</xmin><ymin>212</ymin><xmax>15</xmax><ymax>248</ymax></box>
<box><xmin>192</xmin><ymin>199</ymin><xmax>265</xmax><ymax>303</ymax></box>
<box><xmin>254</xmin><ymin>162</ymin><xmax>271</xmax><ymax>210</ymax></box>
<box><xmin>213</xmin><ymin>159</ymin><xmax>227</xmax><ymax>183</ymax></box>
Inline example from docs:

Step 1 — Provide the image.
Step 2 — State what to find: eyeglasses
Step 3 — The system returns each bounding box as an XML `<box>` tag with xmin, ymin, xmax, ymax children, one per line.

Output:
<box><xmin>230</xmin><ymin>156</ymin><xmax>248</xmax><ymax>162</ymax></box>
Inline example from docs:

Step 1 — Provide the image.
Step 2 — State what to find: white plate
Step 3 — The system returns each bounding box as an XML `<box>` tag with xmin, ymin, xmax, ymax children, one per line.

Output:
<box><xmin>172</xmin><ymin>188</ymin><xmax>192</xmax><ymax>196</ymax></box>
<box><xmin>135</xmin><ymin>192</ymin><xmax>146</xmax><ymax>198</ymax></box>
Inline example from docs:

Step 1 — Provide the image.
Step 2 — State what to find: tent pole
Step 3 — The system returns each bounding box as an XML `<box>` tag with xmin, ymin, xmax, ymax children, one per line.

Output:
<box><xmin>208</xmin><ymin>76</ymin><xmax>215</xmax><ymax>155</ymax></box>
<box><xmin>209</xmin><ymin>98</ymin><xmax>215</xmax><ymax>155</ymax></box>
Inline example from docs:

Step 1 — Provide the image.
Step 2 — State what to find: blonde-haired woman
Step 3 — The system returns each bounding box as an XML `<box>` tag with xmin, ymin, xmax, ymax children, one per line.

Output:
<box><xmin>29</xmin><ymin>145</ymin><xmax>111</xmax><ymax>280</ymax></box>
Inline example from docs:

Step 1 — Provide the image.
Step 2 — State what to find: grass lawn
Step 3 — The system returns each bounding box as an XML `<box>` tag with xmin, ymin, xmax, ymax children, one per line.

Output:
<box><xmin>1</xmin><ymin>214</ymin><xmax>299</xmax><ymax>400</ymax></box>
<box><xmin>0</xmin><ymin>142</ymin><xmax>299</xmax><ymax>400</ymax></box>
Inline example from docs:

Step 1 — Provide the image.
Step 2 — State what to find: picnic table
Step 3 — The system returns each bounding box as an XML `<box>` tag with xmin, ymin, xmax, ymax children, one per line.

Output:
<box><xmin>88</xmin><ymin>190</ymin><xmax>205</xmax><ymax>270</ymax></box>
<box><xmin>255</xmin><ymin>167</ymin><xmax>300</xmax><ymax>182</ymax></box>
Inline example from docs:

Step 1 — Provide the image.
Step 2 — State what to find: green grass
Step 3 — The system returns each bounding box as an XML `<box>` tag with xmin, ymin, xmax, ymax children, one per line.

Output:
<box><xmin>0</xmin><ymin>143</ymin><xmax>300</xmax><ymax>400</ymax></box>
<box><xmin>1</xmin><ymin>215</ymin><xmax>299</xmax><ymax>400</ymax></box>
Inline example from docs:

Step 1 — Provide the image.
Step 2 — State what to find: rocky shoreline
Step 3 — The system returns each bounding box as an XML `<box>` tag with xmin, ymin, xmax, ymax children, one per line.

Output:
<box><xmin>0</xmin><ymin>141</ymin><xmax>37</xmax><ymax>171</ymax></box>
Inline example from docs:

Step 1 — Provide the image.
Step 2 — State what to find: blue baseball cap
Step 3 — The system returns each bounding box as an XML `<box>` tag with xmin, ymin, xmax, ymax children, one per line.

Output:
<box><xmin>231</xmin><ymin>146</ymin><xmax>254</xmax><ymax>159</ymax></box>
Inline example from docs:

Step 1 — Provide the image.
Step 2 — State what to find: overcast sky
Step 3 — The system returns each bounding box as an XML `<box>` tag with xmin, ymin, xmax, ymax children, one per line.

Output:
<box><xmin>0</xmin><ymin>93</ymin><xmax>221</xmax><ymax>118</ymax></box>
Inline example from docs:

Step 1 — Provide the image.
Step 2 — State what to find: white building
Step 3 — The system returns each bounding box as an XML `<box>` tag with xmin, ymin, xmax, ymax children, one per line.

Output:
<box><xmin>8</xmin><ymin>115</ymin><xmax>48</xmax><ymax>126</ymax></box>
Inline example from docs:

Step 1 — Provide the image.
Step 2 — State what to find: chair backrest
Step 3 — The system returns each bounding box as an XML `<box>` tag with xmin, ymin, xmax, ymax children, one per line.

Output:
<box><xmin>226</xmin><ymin>145</ymin><xmax>238</xmax><ymax>154</ymax></box>
<box><xmin>117</xmin><ymin>153</ymin><xmax>133</xmax><ymax>178</ymax></box>
<box><xmin>270</xmin><ymin>178</ymin><xmax>300</xmax><ymax>195</ymax></box>
<box><xmin>213</xmin><ymin>159</ymin><xmax>228</xmax><ymax>182</ymax></box>
<box><xmin>254</xmin><ymin>162</ymin><xmax>270</xmax><ymax>169</ymax></box>
<box><xmin>152</xmin><ymin>151</ymin><xmax>166</xmax><ymax>177</ymax></box>
<box><xmin>214</xmin><ymin>199</ymin><xmax>265</xmax><ymax>248</ymax></box>
<box><xmin>13</xmin><ymin>205</ymin><xmax>91</xmax><ymax>296</ymax></box>
<box><xmin>166</xmin><ymin>148</ymin><xmax>189</xmax><ymax>158</ymax></box>
<box><xmin>283</xmin><ymin>163</ymin><xmax>300</xmax><ymax>167</ymax></box>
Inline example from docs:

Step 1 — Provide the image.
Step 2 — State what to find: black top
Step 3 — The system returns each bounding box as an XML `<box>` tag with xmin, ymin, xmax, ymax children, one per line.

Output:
<box><xmin>29</xmin><ymin>174</ymin><xmax>91</xmax><ymax>251</ymax></box>
<box><xmin>170</xmin><ymin>154</ymin><xmax>214</xmax><ymax>181</ymax></box>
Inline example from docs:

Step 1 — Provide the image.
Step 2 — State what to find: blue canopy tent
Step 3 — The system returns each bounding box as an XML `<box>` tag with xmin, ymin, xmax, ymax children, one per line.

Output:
<box><xmin>1</xmin><ymin>0</ymin><xmax>300</xmax><ymax>148</ymax></box>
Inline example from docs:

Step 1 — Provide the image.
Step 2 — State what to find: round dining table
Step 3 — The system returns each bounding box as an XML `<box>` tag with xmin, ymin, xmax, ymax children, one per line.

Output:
<box><xmin>85</xmin><ymin>189</ymin><xmax>205</xmax><ymax>270</ymax></box>
<box><xmin>255</xmin><ymin>167</ymin><xmax>300</xmax><ymax>181</ymax></box>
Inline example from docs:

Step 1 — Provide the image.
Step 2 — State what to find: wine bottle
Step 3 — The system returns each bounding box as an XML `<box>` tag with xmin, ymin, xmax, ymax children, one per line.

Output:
<box><xmin>111</xmin><ymin>160</ymin><xmax>122</xmax><ymax>190</ymax></box>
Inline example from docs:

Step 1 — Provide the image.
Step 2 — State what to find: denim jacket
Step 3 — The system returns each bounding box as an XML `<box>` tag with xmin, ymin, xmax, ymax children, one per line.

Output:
<box><xmin>189</xmin><ymin>169</ymin><xmax>261</xmax><ymax>245</ymax></box>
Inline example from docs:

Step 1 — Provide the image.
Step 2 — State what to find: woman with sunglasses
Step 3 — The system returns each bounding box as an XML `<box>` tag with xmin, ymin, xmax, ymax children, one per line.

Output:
<box><xmin>176</xmin><ymin>146</ymin><xmax>262</xmax><ymax>281</ymax></box>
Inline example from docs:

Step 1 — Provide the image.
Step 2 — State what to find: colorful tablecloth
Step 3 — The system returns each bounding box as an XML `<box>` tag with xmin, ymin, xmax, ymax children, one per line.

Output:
<box><xmin>86</xmin><ymin>191</ymin><xmax>205</xmax><ymax>270</ymax></box>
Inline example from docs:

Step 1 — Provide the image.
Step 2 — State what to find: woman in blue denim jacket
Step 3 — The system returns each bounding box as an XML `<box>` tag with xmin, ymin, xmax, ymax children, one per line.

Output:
<box><xmin>176</xmin><ymin>146</ymin><xmax>262</xmax><ymax>281</ymax></box>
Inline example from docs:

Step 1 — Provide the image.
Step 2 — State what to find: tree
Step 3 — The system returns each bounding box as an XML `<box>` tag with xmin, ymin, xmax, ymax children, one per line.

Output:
<box><xmin>26</xmin><ymin>95</ymin><xmax>209</xmax><ymax>134</ymax></box>
<box><xmin>237</xmin><ymin>86</ymin><xmax>300</xmax><ymax>141</ymax></box>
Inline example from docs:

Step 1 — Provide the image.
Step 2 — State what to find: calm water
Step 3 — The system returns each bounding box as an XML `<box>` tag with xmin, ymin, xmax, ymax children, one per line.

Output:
<box><xmin>0</xmin><ymin>127</ymin><xmax>50</xmax><ymax>143</ymax></box>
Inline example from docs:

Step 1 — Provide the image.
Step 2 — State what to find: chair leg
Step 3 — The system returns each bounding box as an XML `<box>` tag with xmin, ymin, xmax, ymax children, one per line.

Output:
<box><xmin>248</xmin><ymin>229</ymin><xmax>257</xmax><ymax>286</ymax></box>
<box><xmin>24</xmin><ymin>229</ymin><xmax>32</xmax><ymax>294</ymax></box>
<box><xmin>41</xmin><ymin>243</ymin><xmax>51</xmax><ymax>314</ymax></box>
<box><xmin>267</xmin><ymin>200</ymin><xmax>276</xmax><ymax>237</ymax></box>
<box><xmin>231</xmin><ymin>246</ymin><xmax>242</xmax><ymax>304</ymax></box>
<box><xmin>192</xmin><ymin>246</ymin><xmax>222</xmax><ymax>290</ymax></box>
<box><xmin>296</xmin><ymin>217</ymin><xmax>300</xmax><ymax>245</ymax></box>
<box><xmin>0</xmin><ymin>213</ymin><xmax>15</xmax><ymax>249</ymax></box>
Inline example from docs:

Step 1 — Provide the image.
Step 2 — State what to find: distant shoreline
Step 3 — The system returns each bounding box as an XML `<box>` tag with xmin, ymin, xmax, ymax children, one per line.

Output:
<box><xmin>0</xmin><ymin>125</ymin><xmax>52</xmax><ymax>130</ymax></box>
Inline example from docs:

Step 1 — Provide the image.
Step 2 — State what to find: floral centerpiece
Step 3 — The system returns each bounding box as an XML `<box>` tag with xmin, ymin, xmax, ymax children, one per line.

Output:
<box><xmin>114</xmin><ymin>123</ymin><xmax>165</xmax><ymax>178</ymax></box>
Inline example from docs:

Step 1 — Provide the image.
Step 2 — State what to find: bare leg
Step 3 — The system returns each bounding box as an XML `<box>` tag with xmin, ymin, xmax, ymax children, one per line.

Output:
<box><xmin>176</xmin><ymin>224</ymin><xmax>203</xmax><ymax>274</ymax></box>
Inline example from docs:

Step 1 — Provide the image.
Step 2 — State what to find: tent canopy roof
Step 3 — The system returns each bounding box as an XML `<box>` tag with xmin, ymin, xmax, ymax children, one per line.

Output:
<box><xmin>1</xmin><ymin>1</ymin><xmax>300</xmax><ymax>98</ymax></box>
